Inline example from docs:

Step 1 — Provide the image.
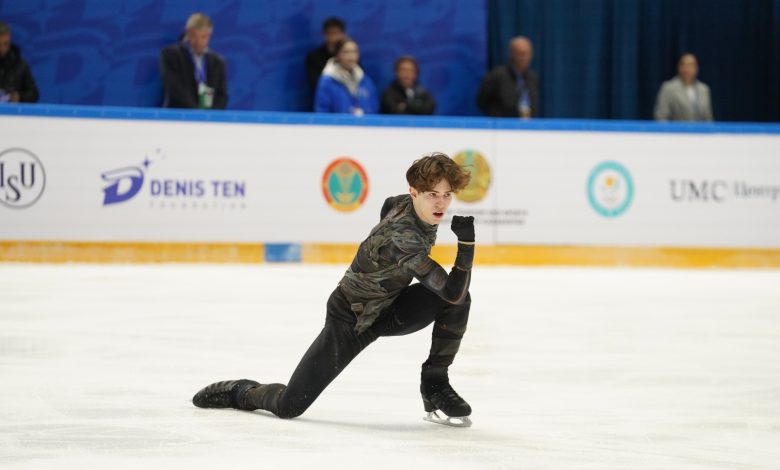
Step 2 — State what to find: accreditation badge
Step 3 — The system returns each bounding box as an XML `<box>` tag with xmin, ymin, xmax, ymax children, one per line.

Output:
<box><xmin>198</xmin><ymin>82</ymin><xmax>215</xmax><ymax>109</ymax></box>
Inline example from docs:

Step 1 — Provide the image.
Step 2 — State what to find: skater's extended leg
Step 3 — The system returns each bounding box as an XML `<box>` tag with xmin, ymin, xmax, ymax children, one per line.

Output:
<box><xmin>241</xmin><ymin>289</ymin><xmax>377</xmax><ymax>418</ymax></box>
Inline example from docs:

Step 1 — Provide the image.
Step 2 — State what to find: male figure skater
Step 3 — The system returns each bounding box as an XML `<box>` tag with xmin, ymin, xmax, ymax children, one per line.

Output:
<box><xmin>193</xmin><ymin>152</ymin><xmax>475</xmax><ymax>427</ymax></box>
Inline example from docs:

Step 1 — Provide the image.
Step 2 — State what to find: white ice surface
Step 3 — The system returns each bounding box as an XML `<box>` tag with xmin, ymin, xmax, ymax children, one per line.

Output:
<box><xmin>1</xmin><ymin>264</ymin><xmax>779</xmax><ymax>469</ymax></box>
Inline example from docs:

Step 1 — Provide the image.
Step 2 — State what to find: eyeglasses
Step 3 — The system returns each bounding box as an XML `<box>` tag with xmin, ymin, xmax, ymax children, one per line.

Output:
<box><xmin>422</xmin><ymin>191</ymin><xmax>453</xmax><ymax>202</ymax></box>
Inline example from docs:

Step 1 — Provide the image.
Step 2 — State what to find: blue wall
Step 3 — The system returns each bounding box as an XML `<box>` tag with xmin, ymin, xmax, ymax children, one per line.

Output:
<box><xmin>0</xmin><ymin>0</ymin><xmax>487</xmax><ymax>115</ymax></box>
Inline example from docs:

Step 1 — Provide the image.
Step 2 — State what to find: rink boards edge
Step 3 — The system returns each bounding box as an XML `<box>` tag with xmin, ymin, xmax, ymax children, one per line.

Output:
<box><xmin>1</xmin><ymin>241</ymin><xmax>779</xmax><ymax>268</ymax></box>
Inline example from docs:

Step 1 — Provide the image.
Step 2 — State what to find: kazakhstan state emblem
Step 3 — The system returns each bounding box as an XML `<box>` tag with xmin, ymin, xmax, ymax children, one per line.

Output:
<box><xmin>322</xmin><ymin>157</ymin><xmax>369</xmax><ymax>212</ymax></box>
<box><xmin>453</xmin><ymin>150</ymin><xmax>491</xmax><ymax>203</ymax></box>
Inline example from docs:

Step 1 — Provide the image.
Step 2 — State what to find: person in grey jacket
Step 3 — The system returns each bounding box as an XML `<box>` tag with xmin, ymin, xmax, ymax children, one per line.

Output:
<box><xmin>654</xmin><ymin>53</ymin><xmax>713</xmax><ymax>122</ymax></box>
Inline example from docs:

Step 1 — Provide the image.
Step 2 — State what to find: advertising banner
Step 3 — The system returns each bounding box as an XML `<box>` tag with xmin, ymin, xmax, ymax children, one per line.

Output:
<box><xmin>2</xmin><ymin>114</ymin><xmax>779</xmax><ymax>249</ymax></box>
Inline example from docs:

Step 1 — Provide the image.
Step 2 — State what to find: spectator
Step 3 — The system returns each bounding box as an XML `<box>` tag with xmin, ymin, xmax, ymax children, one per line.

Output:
<box><xmin>306</xmin><ymin>17</ymin><xmax>347</xmax><ymax>92</ymax></box>
<box><xmin>654</xmin><ymin>53</ymin><xmax>713</xmax><ymax>122</ymax></box>
<box><xmin>314</xmin><ymin>38</ymin><xmax>378</xmax><ymax>115</ymax></box>
<box><xmin>381</xmin><ymin>55</ymin><xmax>436</xmax><ymax>115</ymax></box>
<box><xmin>0</xmin><ymin>21</ymin><xmax>39</xmax><ymax>103</ymax></box>
<box><xmin>160</xmin><ymin>13</ymin><xmax>227</xmax><ymax>109</ymax></box>
<box><xmin>477</xmin><ymin>36</ymin><xmax>539</xmax><ymax>118</ymax></box>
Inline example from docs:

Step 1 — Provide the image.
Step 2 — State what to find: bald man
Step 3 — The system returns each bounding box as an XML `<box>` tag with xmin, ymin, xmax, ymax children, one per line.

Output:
<box><xmin>477</xmin><ymin>36</ymin><xmax>539</xmax><ymax>118</ymax></box>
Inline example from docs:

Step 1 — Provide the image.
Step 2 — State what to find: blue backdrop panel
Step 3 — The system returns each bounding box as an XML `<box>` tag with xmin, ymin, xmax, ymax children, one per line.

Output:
<box><xmin>0</xmin><ymin>0</ymin><xmax>487</xmax><ymax>115</ymax></box>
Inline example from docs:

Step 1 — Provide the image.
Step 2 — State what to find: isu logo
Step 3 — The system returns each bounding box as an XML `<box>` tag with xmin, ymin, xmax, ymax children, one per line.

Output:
<box><xmin>322</xmin><ymin>157</ymin><xmax>369</xmax><ymax>212</ymax></box>
<box><xmin>0</xmin><ymin>148</ymin><xmax>46</xmax><ymax>209</ymax></box>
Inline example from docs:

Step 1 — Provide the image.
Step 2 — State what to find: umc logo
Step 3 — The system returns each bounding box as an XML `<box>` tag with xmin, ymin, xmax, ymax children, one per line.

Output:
<box><xmin>670</xmin><ymin>180</ymin><xmax>727</xmax><ymax>202</ymax></box>
<box><xmin>101</xmin><ymin>158</ymin><xmax>151</xmax><ymax>205</ymax></box>
<box><xmin>0</xmin><ymin>148</ymin><xmax>46</xmax><ymax>209</ymax></box>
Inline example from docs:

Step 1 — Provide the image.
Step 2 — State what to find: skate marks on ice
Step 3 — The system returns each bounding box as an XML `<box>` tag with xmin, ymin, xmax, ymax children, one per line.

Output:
<box><xmin>1</xmin><ymin>264</ymin><xmax>780</xmax><ymax>469</ymax></box>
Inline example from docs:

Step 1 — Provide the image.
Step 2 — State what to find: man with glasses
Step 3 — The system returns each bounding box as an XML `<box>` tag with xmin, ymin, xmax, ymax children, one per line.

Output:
<box><xmin>193</xmin><ymin>152</ymin><xmax>477</xmax><ymax>427</ymax></box>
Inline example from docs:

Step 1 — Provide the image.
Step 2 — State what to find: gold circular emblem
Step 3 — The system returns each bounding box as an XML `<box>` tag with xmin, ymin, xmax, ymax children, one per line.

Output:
<box><xmin>453</xmin><ymin>150</ymin><xmax>491</xmax><ymax>202</ymax></box>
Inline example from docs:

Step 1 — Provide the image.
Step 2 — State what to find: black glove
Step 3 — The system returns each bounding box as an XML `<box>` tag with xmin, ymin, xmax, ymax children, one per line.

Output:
<box><xmin>451</xmin><ymin>215</ymin><xmax>475</xmax><ymax>242</ymax></box>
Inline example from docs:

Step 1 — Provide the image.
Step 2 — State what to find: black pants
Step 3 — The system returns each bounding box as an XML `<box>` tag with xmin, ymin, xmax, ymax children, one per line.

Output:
<box><xmin>244</xmin><ymin>284</ymin><xmax>471</xmax><ymax>418</ymax></box>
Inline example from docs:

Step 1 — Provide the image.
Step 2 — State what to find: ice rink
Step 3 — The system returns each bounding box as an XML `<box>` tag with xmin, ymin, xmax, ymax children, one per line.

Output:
<box><xmin>1</xmin><ymin>263</ymin><xmax>779</xmax><ymax>469</ymax></box>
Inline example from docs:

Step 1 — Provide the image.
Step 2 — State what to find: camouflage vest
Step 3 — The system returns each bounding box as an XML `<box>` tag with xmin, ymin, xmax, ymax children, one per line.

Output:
<box><xmin>339</xmin><ymin>195</ymin><xmax>438</xmax><ymax>333</ymax></box>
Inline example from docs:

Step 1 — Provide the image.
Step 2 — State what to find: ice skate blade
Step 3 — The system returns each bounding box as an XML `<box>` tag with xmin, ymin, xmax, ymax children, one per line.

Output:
<box><xmin>423</xmin><ymin>411</ymin><xmax>472</xmax><ymax>428</ymax></box>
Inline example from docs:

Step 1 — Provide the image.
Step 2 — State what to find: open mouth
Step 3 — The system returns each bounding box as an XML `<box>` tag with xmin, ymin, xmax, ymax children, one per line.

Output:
<box><xmin>433</xmin><ymin>211</ymin><xmax>444</xmax><ymax>218</ymax></box>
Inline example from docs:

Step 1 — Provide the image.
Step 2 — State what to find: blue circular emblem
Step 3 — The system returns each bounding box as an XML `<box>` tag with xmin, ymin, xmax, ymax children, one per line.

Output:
<box><xmin>587</xmin><ymin>161</ymin><xmax>634</xmax><ymax>217</ymax></box>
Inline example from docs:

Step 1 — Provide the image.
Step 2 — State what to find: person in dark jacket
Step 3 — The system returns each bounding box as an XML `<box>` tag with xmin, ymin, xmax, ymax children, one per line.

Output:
<box><xmin>192</xmin><ymin>153</ymin><xmax>477</xmax><ymax>427</ymax></box>
<box><xmin>381</xmin><ymin>55</ymin><xmax>436</xmax><ymax>115</ymax></box>
<box><xmin>0</xmin><ymin>22</ymin><xmax>39</xmax><ymax>103</ymax></box>
<box><xmin>477</xmin><ymin>36</ymin><xmax>539</xmax><ymax>118</ymax></box>
<box><xmin>305</xmin><ymin>17</ymin><xmax>347</xmax><ymax>92</ymax></box>
<box><xmin>160</xmin><ymin>13</ymin><xmax>227</xmax><ymax>109</ymax></box>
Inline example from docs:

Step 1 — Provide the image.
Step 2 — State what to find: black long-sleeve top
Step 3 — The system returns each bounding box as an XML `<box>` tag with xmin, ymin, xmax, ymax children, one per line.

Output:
<box><xmin>339</xmin><ymin>194</ymin><xmax>473</xmax><ymax>333</ymax></box>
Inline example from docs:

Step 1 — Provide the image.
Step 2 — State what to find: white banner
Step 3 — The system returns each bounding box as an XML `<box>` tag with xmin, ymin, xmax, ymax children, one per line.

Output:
<box><xmin>494</xmin><ymin>131</ymin><xmax>780</xmax><ymax>247</ymax></box>
<box><xmin>1</xmin><ymin>115</ymin><xmax>779</xmax><ymax>248</ymax></box>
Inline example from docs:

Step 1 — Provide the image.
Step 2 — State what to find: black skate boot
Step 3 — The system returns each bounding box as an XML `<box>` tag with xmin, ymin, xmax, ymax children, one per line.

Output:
<box><xmin>421</xmin><ymin>369</ymin><xmax>472</xmax><ymax>427</ymax></box>
<box><xmin>192</xmin><ymin>379</ymin><xmax>260</xmax><ymax>409</ymax></box>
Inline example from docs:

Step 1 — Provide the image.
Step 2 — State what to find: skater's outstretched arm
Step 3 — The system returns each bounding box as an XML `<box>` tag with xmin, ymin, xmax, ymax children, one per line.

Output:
<box><xmin>391</xmin><ymin>216</ymin><xmax>474</xmax><ymax>304</ymax></box>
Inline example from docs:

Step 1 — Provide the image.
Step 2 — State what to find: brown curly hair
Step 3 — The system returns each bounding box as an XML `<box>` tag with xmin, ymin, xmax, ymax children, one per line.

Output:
<box><xmin>406</xmin><ymin>152</ymin><xmax>471</xmax><ymax>192</ymax></box>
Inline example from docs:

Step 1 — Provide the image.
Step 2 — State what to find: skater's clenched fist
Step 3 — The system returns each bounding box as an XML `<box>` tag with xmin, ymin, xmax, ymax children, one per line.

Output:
<box><xmin>451</xmin><ymin>215</ymin><xmax>475</xmax><ymax>242</ymax></box>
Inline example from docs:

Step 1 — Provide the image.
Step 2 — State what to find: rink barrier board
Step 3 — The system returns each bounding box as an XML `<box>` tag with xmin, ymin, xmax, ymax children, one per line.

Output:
<box><xmin>2</xmin><ymin>241</ymin><xmax>779</xmax><ymax>268</ymax></box>
<box><xmin>2</xmin><ymin>105</ymin><xmax>779</xmax><ymax>266</ymax></box>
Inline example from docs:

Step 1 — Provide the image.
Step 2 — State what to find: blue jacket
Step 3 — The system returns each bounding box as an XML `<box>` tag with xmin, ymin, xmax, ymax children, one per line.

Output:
<box><xmin>314</xmin><ymin>74</ymin><xmax>378</xmax><ymax>115</ymax></box>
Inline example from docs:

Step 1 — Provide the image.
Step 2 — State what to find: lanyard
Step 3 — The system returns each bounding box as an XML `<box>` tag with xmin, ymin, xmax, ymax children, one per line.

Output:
<box><xmin>516</xmin><ymin>75</ymin><xmax>530</xmax><ymax>108</ymax></box>
<box><xmin>187</xmin><ymin>45</ymin><xmax>208</xmax><ymax>84</ymax></box>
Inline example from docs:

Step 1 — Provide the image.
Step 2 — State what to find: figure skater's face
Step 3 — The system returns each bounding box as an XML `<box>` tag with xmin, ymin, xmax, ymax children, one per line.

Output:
<box><xmin>410</xmin><ymin>178</ymin><xmax>453</xmax><ymax>226</ymax></box>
